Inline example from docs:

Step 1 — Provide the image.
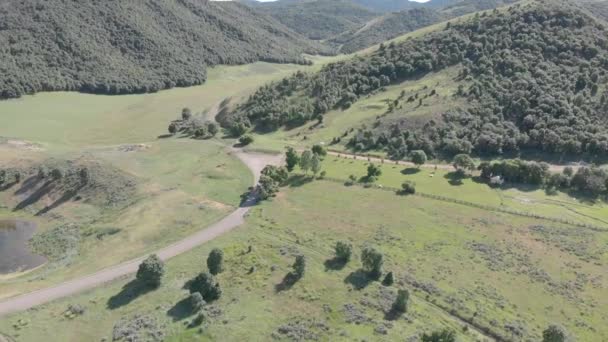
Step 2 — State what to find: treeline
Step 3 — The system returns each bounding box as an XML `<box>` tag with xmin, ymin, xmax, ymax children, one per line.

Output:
<box><xmin>0</xmin><ymin>0</ymin><xmax>324</xmax><ymax>99</ymax></box>
<box><xmin>226</xmin><ymin>2</ymin><xmax>608</xmax><ymax>161</ymax></box>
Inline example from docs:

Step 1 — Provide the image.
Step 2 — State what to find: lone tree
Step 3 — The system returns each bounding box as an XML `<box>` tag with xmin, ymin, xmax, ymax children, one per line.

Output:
<box><xmin>300</xmin><ymin>150</ymin><xmax>313</xmax><ymax>174</ymax></box>
<box><xmin>285</xmin><ymin>147</ymin><xmax>300</xmax><ymax>172</ymax></box>
<box><xmin>182</xmin><ymin>108</ymin><xmax>193</xmax><ymax>121</ymax></box>
<box><xmin>207</xmin><ymin>248</ymin><xmax>224</xmax><ymax>275</ymax></box>
<box><xmin>293</xmin><ymin>255</ymin><xmax>306</xmax><ymax>279</ymax></box>
<box><xmin>366</xmin><ymin>164</ymin><xmax>382</xmax><ymax>182</ymax></box>
<box><xmin>311</xmin><ymin>153</ymin><xmax>322</xmax><ymax>177</ymax></box>
<box><xmin>361</xmin><ymin>247</ymin><xmax>383</xmax><ymax>279</ymax></box>
<box><xmin>542</xmin><ymin>324</ymin><xmax>568</xmax><ymax>342</ymax></box>
<box><xmin>312</xmin><ymin>144</ymin><xmax>327</xmax><ymax>157</ymax></box>
<box><xmin>239</xmin><ymin>134</ymin><xmax>254</xmax><ymax>146</ymax></box>
<box><xmin>452</xmin><ymin>154</ymin><xmax>476</xmax><ymax>175</ymax></box>
<box><xmin>206</xmin><ymin>122</ymin><xmax>219</xmax><ymax>137</ymax></box>
<box><xmin>421</xmin><ymin>328</ymin><xmax>456</xmax><ymax>342</ymax></box>
<box><xmin>136</xmin><ymin>254</ymin><xmax>165</xmax><ymax>288</ymax></box>
<box><xmin>190</xmin><ymin>272</ymin><xmax>222</xmax><ymax>301</ymax></box>
<box><xmin>335</xmin><ymin>241</ymin><xmax>352</xmax><ymax>262</ymax></box>
<box><xmin>382</xmin><ymin>272</ymin><xmax>394</xmax><ymax>286</ymax></box>
<box><xmin>411</xmin><ymin>150</ymin><xmax>427</xmax><ymax>168</ymax></box>
<box><xmin>168</xmin><ymin>122</ymin><xmax>179</xmax><ymax>135</ymax></box>
<box><xmin>400</xmin><ymin>181</ymin><xmax>416</xmax><ymax>195</ymax></box>
<box><xmin>392</xmin><ymin>289</ymin><xmax>409</xmax><ymax>313</ymax></box>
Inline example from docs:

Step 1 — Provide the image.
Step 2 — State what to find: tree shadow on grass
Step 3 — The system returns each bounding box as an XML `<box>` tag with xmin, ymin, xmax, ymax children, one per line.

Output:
<box><xmin>401</xmin><ymin>168</ymin><xmax>420</xmax><ymax>175</ymax></box>
<box><xmin>107</xmin><ymin>279</ymin><xmax>156</xmax><ymax>310</ymax></box>
<box><xmin>13</xmin><ymin>175</ymin><xmax>43</xmax><ymax>196</ymax></box>
<box><xmin>275</xmin><ymin>272</ymin><xmax>300</xmax><ymax>293</ymax></box>
<box><xmin>324</xmin><ymin>257</ymin><xmax>347</xmax><ymax>271</ymax></box>
<box><xmin>167</xmin><ymin>297</ymin><xmax>195</xmax><ymax>322</ymax></box>
<box><xmin>384</xmin><ymin>308</ymin><xmax>403</xmax><ymax>321</ymax></box>
<box><xmin>13</xmin><ymin>181</ymin><xmax>55</xmax><ymax>211</ymax></box>
<box><xmin>286</xmin><ymin>174</ymin><xmax>313</xmax><ymax>188</ymax></box>
<box><xmin>444</xmin><ymin>171</ymin><xmax>464</xmax><ymax>186</ymax></box>
<box><xmin>344</xmin><ymin>270</ymin><xmax>374</xmax><ymax>290</ymax></box>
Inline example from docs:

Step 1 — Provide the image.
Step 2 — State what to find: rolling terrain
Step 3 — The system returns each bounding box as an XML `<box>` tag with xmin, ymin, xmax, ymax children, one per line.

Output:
<box><xmin>1</xmin><ymin>1</ymin><xmax>607</xmax><ymax>342</ymax></box>
<box><xmin>0</xmin><ymin>0</ymin><xmax>325</xmax><ymax>99</ymax></box>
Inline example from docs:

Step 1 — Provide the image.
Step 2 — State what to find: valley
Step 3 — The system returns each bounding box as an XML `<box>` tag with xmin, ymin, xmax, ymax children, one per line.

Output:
<box><xmin>1</xmin><ymin>0</ymin><xmax>607</xmax><ymax>341</ymax></box>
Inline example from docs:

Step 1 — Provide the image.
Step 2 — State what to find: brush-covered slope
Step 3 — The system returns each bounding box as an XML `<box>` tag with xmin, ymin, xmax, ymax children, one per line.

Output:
<box><xmin>331</xmin><ymin>0</ymin><xmax>517</xmax><ymax>53</ymax></box>
<box><xmin>0</xmin><ymin>0</ymin><xmax>324</xmax><ymax>99</ymax></box>
<box><xmin>258</xmin><ymin>0</ymin><xmax>378</xmax><ymax>40</ymax></box>
<box><xmin>225</xmin><ymin>1</ymin><xmax>608</xmax><ymax>160</ymax></box>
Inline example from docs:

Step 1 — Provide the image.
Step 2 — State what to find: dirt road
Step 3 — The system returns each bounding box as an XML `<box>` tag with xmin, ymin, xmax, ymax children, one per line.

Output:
<box><xmin>327</xmin><ymin>150</ymin><xmax>582</xmax><ymax>173</ymax></box>
<box><xmin>0</xmin><ymin>149</ymin><xmax>282</xmax><ymax>317</ymax></box>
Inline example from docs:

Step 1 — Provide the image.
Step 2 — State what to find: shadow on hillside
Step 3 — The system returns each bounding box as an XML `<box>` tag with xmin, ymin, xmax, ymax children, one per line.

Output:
<box><xmin>344</xmin><ymin>270</ymin><xmax>374</xmax><ymax>290</ymax></box>
<box><xmin>401</xmin><ymin>168</ymin><xmax>420</xmax><ymax>175</ymax></box>
<box><xmin>13</xmin><ymin>175</ymin><xmax>43</xmax><ymax>195</ymax></box>
<box><xmin>0</xmin><ymin>180</ymin><xmax>19</xmax><ymax>192</ymax></box>
<box><xmin>324</xmin><ymin>257</ymin><xmax>347</xmax><ymax>271</ymax></box>
<box><xmin>13</xmin><ymin>181</ymin><xmax>56</xmax><ymax>211</ymax></box>
<box><xmin>36</xmin><ymin>185</ymin><xmax>83</xmax><ymax>216</ymax></box>
<box><xmin>167</xmin><ymin>297</ymin><xmax>195</xmax><ymax>322</ymax></box>
<box><xmin>286</xmin><ymin>175</ymin><xmax>313</xmax><ymax>188</ymax></box>
<box><xmin>275</xmin><ymin>272</ymin><xmax>300</xmax><ymax>293</ymax></box>
<box><xmin>107</xmin><ymin>279</ymin><xmax>156</xmax><ymax>310</ymax></box>
<box><xmin>384</xmin><ymin>307</ymin><xmax>404</xmax><ymax>321</ymax></box>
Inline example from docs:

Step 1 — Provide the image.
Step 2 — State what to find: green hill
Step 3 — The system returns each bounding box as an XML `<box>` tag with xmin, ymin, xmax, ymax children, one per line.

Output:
<box><xmin>330</xmin><ymin>0</ymin><xmax>517</xmax><ymax>53</ymax></box>
<box><xmin>225</xmin><ymin>1</ymin><xmax>608</xmax><ymax>161</ymax></box>
<box><xmin>258</xmin><ymin>0</ymin><xmax>377</xmax><ymax>40</ymax></box>
<box><xmin>0</xmin><ymin>0</ymin><xmax>326</xmax><ymax>99</ymax></box>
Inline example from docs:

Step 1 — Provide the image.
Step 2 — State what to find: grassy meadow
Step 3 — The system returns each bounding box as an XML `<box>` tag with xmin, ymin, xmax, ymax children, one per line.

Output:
<box><xmin>1</xmin><ymin>180</ymin><xmax>605</xmax><ymax>341</ymax></box>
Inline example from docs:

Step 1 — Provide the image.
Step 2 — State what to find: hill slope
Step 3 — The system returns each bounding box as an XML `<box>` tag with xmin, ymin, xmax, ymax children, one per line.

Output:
<box><xmin>331</xmin><ymin>0</ymin><xmax>517</xmax><ymax>53</ymax></box>
<box><xmin>258</xmin><ymin>0</ymin><xmax>377</xmax><ymax>40</ymax></box>
<box><xmin>0</xmin><ymin>0</ymin><xmax>324</xmax><ymax>99</ymax></box>
<box><xmin>225</xmin><ymin>1</ymin><xmax>608</xmax><ymax>160</ymax></box>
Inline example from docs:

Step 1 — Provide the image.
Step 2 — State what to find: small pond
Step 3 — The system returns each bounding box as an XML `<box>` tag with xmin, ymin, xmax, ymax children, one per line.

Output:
<box><xmin>0</xmin><ymin>219</ymin><xmax>47</xmax><ymax>275</ymax></box>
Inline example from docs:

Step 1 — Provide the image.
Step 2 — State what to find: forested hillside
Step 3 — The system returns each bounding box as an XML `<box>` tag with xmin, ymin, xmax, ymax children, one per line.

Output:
<box><xmin>0</xmin><ymin>0</ymin><xmax>325</xmax><ymax>99</ymax></box>
<box><xmin>330</xmin><ymin>0</ymin><xmax>517</xmax><ymax>53</ymax></box>
<box><xmin>258</xmin><ymin>0</ymin><xmax>377</xmax><ymax>40</ymax></box>
<box><xmin>352</xmin><ymin>0</ymin><xmax>460</xmax><ymax>12</ymax></box>
<box><xmin>225</xmin><ymin>2</ymin><xmax>608</xmax><ymax>160</ymax></box>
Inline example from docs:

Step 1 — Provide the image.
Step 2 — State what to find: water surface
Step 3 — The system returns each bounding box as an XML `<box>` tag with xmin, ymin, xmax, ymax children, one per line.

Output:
<box><xmin>0</xmin><ymin>219</ymin><xmax>46</xmax><ymax>274</ymax></box>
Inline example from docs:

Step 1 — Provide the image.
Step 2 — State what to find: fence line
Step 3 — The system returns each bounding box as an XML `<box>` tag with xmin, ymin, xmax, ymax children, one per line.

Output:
<box><xmin>299</xmin><ymin>174</ymin><xmax>608</xmax><ymax>232</ymax></box>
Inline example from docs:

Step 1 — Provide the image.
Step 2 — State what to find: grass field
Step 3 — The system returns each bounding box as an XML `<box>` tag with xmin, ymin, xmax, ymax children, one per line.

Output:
<box><xmin>1</xmin><ymin>179</ymin><xmax>605</xmax><ymax>341</ymax></box>
<box><xmin>0</xmin><ymin>61</ymin><xmax>339</xmax><ymax>296</ymax></box>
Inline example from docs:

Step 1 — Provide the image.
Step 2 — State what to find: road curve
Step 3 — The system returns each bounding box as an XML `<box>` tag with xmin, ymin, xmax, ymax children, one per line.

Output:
<box><xmin>0</xmin><ymin>149</ymin><xmax>283</xmax><ymax>317</ymax></box>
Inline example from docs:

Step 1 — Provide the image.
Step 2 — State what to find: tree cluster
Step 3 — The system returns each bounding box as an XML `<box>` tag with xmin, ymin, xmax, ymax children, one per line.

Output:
<box><xmin>168</xmin><ymin>108</ymin><xmax>219</xmax><ymax>139</ymax></box>
<box><xmin>227</xmin><ymin>3</ymin><xmax>608</xmax><ymax>162</ymax></box>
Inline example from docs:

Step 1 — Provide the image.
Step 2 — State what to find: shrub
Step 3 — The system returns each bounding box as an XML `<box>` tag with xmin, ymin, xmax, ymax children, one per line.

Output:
<box><xmin>293</xmin><ymin>255</ymin><xmax>306</xmax><ymax>279</ymax></box>
<box><xmin>136</xmin><ymin>254</ymin><xmax>165</xmax><ymax>288</ymax></box>
<box><xmin>239</xmin><ymin>135</ymin><xmax>254</xmax><ymax>146</ymax></box>
<box><xmin>335</xmin><ymin>241</ymin><xmax>352</xmax><ymax>262</ymax></box>
<box><xmin>542</xmin><ymin>324</ymin><xmax>568</xmax><ymax>342</ymax></box>
<box><xmin>361</xmin><ymin>247</ymin><xmax>383</xmax><ymax>279</ymax></box>
<box><xmin>400</xmin><ymin>181</ymin><xmax>416</xmax><ymax>195</ymax></box>
<box><xmin>421</xmin><ymin>328</ymin><xmax>456</xmax><ymax>342</ymax></box>
<box><xmin>207</xmin><ymin>248</ymin><xmax>224</xmax><ymax>275</ymax></box>
<box><xmin>189</xmin><ymin>292</ymin><xmax>206</xmax><ymax>312</ymax></box>
<box><xmin>392</xmin><ymin>289</ymin><xmax>409</xmax><ymax>313</ymax></box>
<box><xmin>382</xmin><ymin>272</ymin><xmax>394</xmax><ymax>286</ymax></box>
<box><xmin>190</xmin><ymin>272</ymin><xmax>222</xmax><ymax>302</ymax></box>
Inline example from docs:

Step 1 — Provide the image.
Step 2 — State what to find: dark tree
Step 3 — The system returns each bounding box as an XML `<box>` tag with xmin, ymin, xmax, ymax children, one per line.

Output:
<box><xmin>136</xmin><ymin>254</ymin><xmax>165</xmax><ymax>288</ymax></box>
<box><xmin>285</xmin><ymin>147</ymin><xmax>300</xmax><ymax>172</ymax></box>
<box><xmin>312</xmin><ymin>144</ymin><xmax>327</xmax><ymax>157</ymax></box>
<box><xmin>400</xmin><ymin>181</ymin><xmax>416</xmax><ymax>195</ymax></box>
<box><xmin>542</xmin><ymin>325</ymin><xmax>568</xmax><ymax>342</ymax></box>
<box><xmin>189</xmin><ymin>292</ymin><xmax>205</xmax><ymax>312</ymax></box>
<box><xmin>190</xmin><ymin>272</ymin><xmax>222</xmax><ymax>302</ymax></box>
<box><xmin>382</xmin><ymin>272</ymin><xmax>394</xmax><ymax>286</ymax></box>
<box><xmin>293</xmin><ymin>255</ymin><xmax>306</xmax><ymax>279</ymax></box>
<box><xmin>335</xmin><ymin>241</ymin><xmax>352</xmax><ymax>262</ymax></box>
<box><xmin>239</xmin><ymin>135</ymin><xmax>254</xmax><ymax>146</ymax></box>
<box><xmin>361</xmin><ymin>247</ymin><xmax>383</xmax><ymax>279</ymax></box>
<box><xmin>182</xmin><ymin>108</ymin><xmax>193</xmax><ymax>121</ymax></box>
<box><xmin>421</xmin><ymin>329</ymin><xmax>456</xmax><ymax>342</ymax></box>
<box><xmin>366</xmin><ymin>164</ymin><xmax>382</xmax><ymax>182</ymax></box>
<box><xmin>411</xmin><ymin>150</ymin><xmax>427</xmax><ymax>168</ymax></box>
<box><xmin>392</xmin><ymin>289</ymin><xmax>409</xmax><ymax>313</ymax></box>
<box><xmin>207</xmin><ymin>248</ymin><xmax>224</xmax><ymax>275</ymax></box>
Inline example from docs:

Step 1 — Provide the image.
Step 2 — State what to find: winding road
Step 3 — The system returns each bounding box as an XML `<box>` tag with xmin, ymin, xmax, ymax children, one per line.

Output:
<box><xmin>0</xmin><ymin>149</ymin><xmax>283</xmax><ymax>317</ymax></box>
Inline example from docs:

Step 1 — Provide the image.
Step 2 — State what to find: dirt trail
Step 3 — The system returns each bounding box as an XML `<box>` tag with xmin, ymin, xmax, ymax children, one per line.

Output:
<box><xmin>0</xmin><ymin>149</ymin><xmax>282</xmax><ymax>317</ymax></box>
<box><xmin>327</xmin><ymin>150</ymin><xmax>582</xmax><ymax>173</ymax></box>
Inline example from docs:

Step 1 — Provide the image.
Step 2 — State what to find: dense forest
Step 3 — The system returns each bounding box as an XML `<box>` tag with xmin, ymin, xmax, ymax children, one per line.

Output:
<box><xmin>0</xmin><ymin>0</ymin><xmax>326</xmax><ymax>99</ymax></box>
<box><xmin>258</xmin><ymin>0</ymin><xmax>377</xmax><ymax>40</ymax></box>
<box><xmin>225</xmin><ymin>1</ymin><xmax>608</xmax><ymax>159</ymax></box>
<box><xmin>330</xmin><ymin>0</ymin><xmax>516</xmax><ymax>53</ymax></box>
